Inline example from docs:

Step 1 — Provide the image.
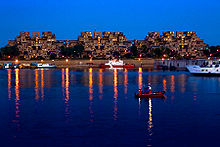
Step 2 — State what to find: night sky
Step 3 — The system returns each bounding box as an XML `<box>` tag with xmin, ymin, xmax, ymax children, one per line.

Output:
<box><xmin>0</xmin><ymin>0</ymin><xmax>219</xmax><ymax>47</ymax></box>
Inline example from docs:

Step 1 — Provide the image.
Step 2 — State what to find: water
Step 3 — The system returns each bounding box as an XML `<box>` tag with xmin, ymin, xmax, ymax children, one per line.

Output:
<box><xmin>0</xmin><ymin>68</ymin><xmax>220</xmax><ymax>146</ymax></box>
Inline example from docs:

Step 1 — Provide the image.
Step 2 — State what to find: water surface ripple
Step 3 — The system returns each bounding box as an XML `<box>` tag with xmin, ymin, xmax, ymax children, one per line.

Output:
<box><xmin>0</xmin><ymin>68</ymin><xmax>220</xmax><ymax>146</ymax></box>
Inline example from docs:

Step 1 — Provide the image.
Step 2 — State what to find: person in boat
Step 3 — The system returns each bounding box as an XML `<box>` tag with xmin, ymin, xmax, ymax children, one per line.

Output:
<box><xmin>147</xmin><ymin>83</ymin><xmax>152</xmax><ymax>94</ymax></box>
<box><xmin>138</xmin><ymin>89</ymin><xmax>143</xmax><ymax>94</ymax></box>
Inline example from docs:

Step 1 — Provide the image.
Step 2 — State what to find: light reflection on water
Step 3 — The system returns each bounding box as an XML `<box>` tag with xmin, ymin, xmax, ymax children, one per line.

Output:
<box><xmin>40</xmin><ymin>69</ymin><xmax>44</xmax><ymax>100</ymax></box>
<box><xmin>171</xmin><ymin>75</ymin><xmax>175</xmax><ymax>93</ymax></box>
<box><xmin>163</xmin><ymin>78</ymin><xmax>167</xmax><ymax>92</ymax></box>
<box><xmin>98</xmin><ymin>69</ymin><xmax>103</xmax><ymax>100</ymax></box>
<box><xmin>113</xmin><ymin>69</ymin><xmax>118</xmax><ymax>121</ymax></box>
<box><xmin>61</xmin><ymin>68</ymin><xmax>65</xmax><ymax>97</ymax></box>
<box><xmin>138</xmin><ymin>67</ymin><xmax>143</xmax><ymax>90</ymax></box>
<box><xmin>138</xmin><ymin>68</ymin><xmax>143</xmax><ymax>118</ymax></box>
<box><xmin>89</xmin><ymin>68</ymin><xmax>94</xmax><ymax>122</ymax></box>
<box><xmin>124</xmin><ymin>68</ymin><xmax>128</xmax><ymax>95</ymax></box>
<box><xmin>35</xmin><ymin>69</ymin><xmax>39</xmax><ymax>101</ymax></box>
<box><xmin>14</xmin><ymin>69</ymin><xmax>20</xmax><ymax>130</ymax></box>
<box><xmin>65</xmin><ymin>68</ymin><xmax>70</xmax><ymax>121</ymax></box>
<box><xmin>148</xmin><ymin>99</ymin><xmax>153</xmax><ymax>135</ymax></box>
<box><xmin>7</xmin><ymin>69</ymin><xmax>11</xmax><ymax>100</ymax></box>
<box><xmin>2</xmin><ymin>68</ymin><xmax>220</xmax><ymax>146</ymax></box>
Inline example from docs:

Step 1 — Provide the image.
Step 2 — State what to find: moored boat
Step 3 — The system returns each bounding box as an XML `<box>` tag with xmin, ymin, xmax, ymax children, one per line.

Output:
<box><xmin>2</xmin><ymin>62</ymin><xmax>18</xmax><ymax>69</ymax></box>
<box><xmin>100</xmin><ymin>60</ymin><xmax>135</xmax><ymax>68</ymax></box>
<box><xmin>186</xmin><ymin>64</ymin><xmax>220</xmax><ymax>76</ymax></box>
<box><xmin>37</xmin><ymin>63</ymin><xmax>57</xmax><ymax>68</ymax></box>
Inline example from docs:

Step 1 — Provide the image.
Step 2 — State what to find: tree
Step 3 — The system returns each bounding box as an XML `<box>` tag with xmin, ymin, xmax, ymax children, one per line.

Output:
<box><xmin>208</xmin><ymin>46</ymin><xmax>220</xmax><ymax>57</ymax></box>
<box><xmin>60</xmin><ymin>44</ymin><xmax>84</xmax><ymax>58</ymax></box>
<box><xmin>163</xmin><ymin>48</ymin><xmax>171</xmax><ymax>55</ymax></box>
<box><xmin>151</xmin><ymin>48</ymin><xmax>163</xmax><ymax>58</ymax></box>
<box><xmin>141</xmin><ymin>45</ymin><xmax>148</xmax><ymax>53</ymax></box>
<box><xmin>73</xmin><ymin>44</ymin><xmax>84</xmax><ymax>58</ymax></box>
<box><xmin>0</xmin><ymin>46</ymin><xmax>19</xmax><ymax>57</ymax></box>
<box><xmin>60</xmin><ymin>46</ymin><xmax>74</xmax><ymax>57</ymax></box>
<box><xmin>113</xmin><ymin>51</ymin><xmax>120</xmax><ymax>57</ymax></box>
<box><xmin>124</xmin><ymin>53</ymin><xmax>133</xmax><ymax>59</ymax></box>
<box><xmin>130</xmin><ymin>45</ymin><xmax>138</xmax><ymax>57</ymax></box>
<box><xmin>50</xmin><ymin>53</ymin><xmax>57</xmax><ymax>59</ymax></box>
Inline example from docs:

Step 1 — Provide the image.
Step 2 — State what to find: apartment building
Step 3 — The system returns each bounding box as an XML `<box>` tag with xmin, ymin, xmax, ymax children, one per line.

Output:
<box><xmin>144</xmin><ymin>31</ymin><xmax>208</xmax><ymax>57</ymax></box>
<box><xmin>6</xmin><ymin>30</ymin><xmax>208</xmax><ymax>59</ymax></box>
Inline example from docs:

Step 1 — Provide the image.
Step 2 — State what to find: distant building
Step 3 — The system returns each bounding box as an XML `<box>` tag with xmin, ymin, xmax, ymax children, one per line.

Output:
<box><xmin>6</xmin><ymin>30</ymin><xmax>208</xmax><ymax>59</ymax></box>
<box><xmin>8</xmin><ymin>31</ymin><xmax>59</xmax><ymax>59</ymax></box>
<box><xmin>78</xmin><ymin>30</ymin><xmax>130</xmax><ymax>58</ymax></box>
<box><xmin>143</xmin><ymin>31</ymin><xmax>208</xmax><ymax>57</ymax></box>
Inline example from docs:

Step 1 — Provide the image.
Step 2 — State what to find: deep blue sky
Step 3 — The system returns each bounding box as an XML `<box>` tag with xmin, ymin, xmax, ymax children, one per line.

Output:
<box><xmin>0</xmin><ymin>0</ymin><xmax>220</xmax><ymax>47</ymax></box>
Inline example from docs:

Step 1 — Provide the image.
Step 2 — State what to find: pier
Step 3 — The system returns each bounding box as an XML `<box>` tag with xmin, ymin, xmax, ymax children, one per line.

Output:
<box><xmin>154</xmin><ymin>59</ymin><xmax>208</xmax><ymax>70</ymax></box>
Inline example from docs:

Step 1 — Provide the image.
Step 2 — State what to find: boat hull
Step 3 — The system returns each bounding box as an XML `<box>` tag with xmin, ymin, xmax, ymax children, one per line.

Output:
<box><xmin>191</xmin><ymin>73</ymin><xmax>220</xmax><ymax>76</ymax></box>
<box><xmin>37</xmin><ymin>66</ymin><xmax>57</xmax><ymax>68</ymax></box>
<box><xmin>135</xmin><ymin>91</ymin><xmax>165</xmax><ymax>98</ymax></box>
<box><xmin>37</xmin><ymin>63</ymin><xmax>57</xmax><ymax>68</ymax></box>
<box><xmin>100</xmin><ymin>64</ymin><xmax>135</xmax><ymax>68</ymax></box>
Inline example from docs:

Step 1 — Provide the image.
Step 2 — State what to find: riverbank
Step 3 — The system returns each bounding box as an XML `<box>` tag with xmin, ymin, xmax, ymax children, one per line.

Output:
<box><xmin>0</xmin><ymin>59</ymin><xmax>155</xmax><ymax>68</ymax></box>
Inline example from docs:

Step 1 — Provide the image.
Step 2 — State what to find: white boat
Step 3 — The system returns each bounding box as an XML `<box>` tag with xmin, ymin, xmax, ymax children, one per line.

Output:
<box><xmin>100</xmin><ymin>60</ymin><xmax>135</xmax><ymax>68</ymax></box>
<box><xmin>186</xmin><ymin>64</ymin><xmax>220</xmax><ymax>75</ymax></box>
<box><xmin>2</xmin><ymin>62</ymin><xmax>17</xmax><ymax>69</ymax></box>
<box><xmin>37</xmin><ymin>63</ymin><xmax>56</xmax><ymax>68</ymax></box>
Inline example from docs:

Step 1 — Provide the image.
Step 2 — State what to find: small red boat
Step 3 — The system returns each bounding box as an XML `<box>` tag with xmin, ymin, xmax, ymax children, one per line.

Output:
<box><xmin>100</xmin><ymin>60</ymin><xmax>135</xmax><ymax>68</ymax></box>
<box><xmin>135</xmin><ymin>91</ymin><xmax>165</xmax><ymax>98</ymax></box>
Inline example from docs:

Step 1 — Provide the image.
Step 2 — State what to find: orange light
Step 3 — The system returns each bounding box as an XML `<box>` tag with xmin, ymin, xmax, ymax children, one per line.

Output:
<box><xmin>15</xmin><ymin>59</ymin><xmax>18</xmax><ymax>63</ymax></box>
<box><xmin>65</xmin><ymin>59</ymin><xmax>69</xmax><ymax>62</ymax></box>
<box><xmin>41</xmin><ymin>60</ymin><xmax>44</xmax><ymax>62</ymax></box>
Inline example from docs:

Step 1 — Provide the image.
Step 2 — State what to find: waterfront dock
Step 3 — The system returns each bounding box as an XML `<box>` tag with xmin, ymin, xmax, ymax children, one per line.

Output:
<box><xmin>154</xmin><ymin>59</ymin><xmax>207</xmax><ymax>70</ymax></box>
<box><xmin>0</xmin><ymin>59</ymin><xmax>155</xmax><ymax>69</ymax></box>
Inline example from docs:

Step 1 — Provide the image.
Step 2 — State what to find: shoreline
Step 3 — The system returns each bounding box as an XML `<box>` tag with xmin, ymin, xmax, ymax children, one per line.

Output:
<box><xmin>0</xmin><ymin>59</ymin><xmax>155</xmax><ymax>68</ymax></box>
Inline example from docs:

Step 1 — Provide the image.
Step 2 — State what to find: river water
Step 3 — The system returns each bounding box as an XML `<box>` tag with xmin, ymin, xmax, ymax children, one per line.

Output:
<box><xmin>0</xmin><ymin>68</ymin><xmax>220</xmax><ymax>146</ymax></box>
